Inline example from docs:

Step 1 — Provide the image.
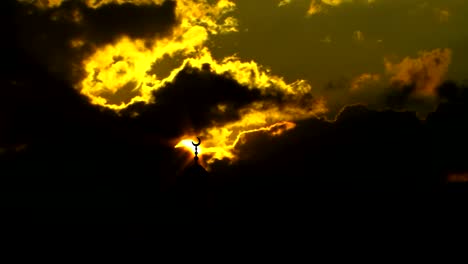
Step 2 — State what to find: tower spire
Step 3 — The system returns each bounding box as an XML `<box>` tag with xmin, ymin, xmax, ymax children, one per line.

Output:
<box><xmin>191</xmin><ymin>137</ymin><xmax>201</xmax><ymax>163</ymax></box>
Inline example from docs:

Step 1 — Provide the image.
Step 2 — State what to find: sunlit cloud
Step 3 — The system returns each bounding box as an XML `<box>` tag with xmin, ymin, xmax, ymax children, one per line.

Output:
<box><xmin>78</xmin><ymin>0</ymin><xmax>327</xmax><ymax>164</ymax></box>
<box><xmin>77</xmin><ymin>0</ymin><xmax>238</xmax><ymax>110</ymax></box>
<box><xmin>307</xmin><ymin>0</ymin><xmax>323</xmax><ymax>16</ymax></box>
<box><xmin>278</xmin><ymin>0</ymin><xmax>292</xmax><ymax>7</ymax></box>
<box><xmin>177</xmin><ymin>120</ymin><xmax>303</xmax><ymax>168</ymax></box>
<box><xmin>19</xmin><ymin>0</ymin><xmax>327</xmax><ymax>164</ymax></box>
<box><xmin>350</xmin><ymin>73</ymin><xmax>380</xmax><ymax>92</ymax></box>
<box><xmin>385</xmin><ymin>48</ymin><xmax>452</xmax><ymax>97</ymax></box>
<box><xmin>172</xmin><ymin>49</ymin><xmax>327</xmax><ymax>164</ymax></box>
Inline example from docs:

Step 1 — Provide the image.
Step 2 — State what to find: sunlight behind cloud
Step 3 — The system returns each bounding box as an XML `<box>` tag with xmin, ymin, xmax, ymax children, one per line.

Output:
<box><xmin>18</xmin><ymin>0</ymin><xmax>328</xmax><ymax>164</ymax></box>
<box><xmin>76</xmin><ymin>0</ymin><xmax>327</xmax><ymax>163</ymax></box>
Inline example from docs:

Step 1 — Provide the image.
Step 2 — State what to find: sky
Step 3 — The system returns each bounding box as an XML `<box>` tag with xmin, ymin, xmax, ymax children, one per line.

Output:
<box><xmin>1</xmin><ymin>0</ymin><xmax>468</xmax><ymax>218</ymax></box>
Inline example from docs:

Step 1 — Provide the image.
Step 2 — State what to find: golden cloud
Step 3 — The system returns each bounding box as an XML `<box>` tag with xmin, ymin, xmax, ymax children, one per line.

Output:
<box><xmin>384</xmin><ymin>48</ymin><xmax>452</xmax><ymax>97</ymax></box>
<box><xmin>21</xmin><ymin>0</ymin><xmax>326</xmax><ymax>164</ymax></box>
<box><xmin>176</xmin><ymin>121</ymin><xmax>299</xmax><ymax>165</ymax></box>
<box><xmin>172</xmin><ymin>50</ymin><xmax>327</xmax><ymax>165</ymax></box>
<box><xmin>79</xmin><ymin>0</ymin><xmax>238</xmax><ymax>110</ymax></box>
<box><xmin>191</xmin><ymin>99</ymin><xmax>326</xmax><ymax>165</ymax></box>
<box><xmin>307</xmin><ymin>1</ymin><xmax>322</xmax><ymax>16</ymax></box>
<box><xmin>278</xmin><ymin>0</ymin><xmax>292</xmax><ymax>7</ymax></box>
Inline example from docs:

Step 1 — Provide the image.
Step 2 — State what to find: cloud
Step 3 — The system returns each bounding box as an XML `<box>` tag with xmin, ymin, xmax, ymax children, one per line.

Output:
<box><xmin>79</xmin><ymin>39</ymin><xmax>327</xmax><ymax>164</ymax></box>
<box><xmin>210</xmin><ymin>81</ymin><xmax>468</xmax><ymax>193</ymax></box>
<box><xmin>332</xmin><ymin>49</ymin><xmax>452</xmax><ymax>115</ymax></box>
<box><xmin>319</xmin><ymin>49</ymin><xmax>452</xmax><ymax>117</ymax></box>
<box><xmin>385</xmin><ymin>48</ymin><xmax>452</xmax><ymax>98</ymax></box>
<box><xmin>124</xmin><ymin>63</ymin><xmax>326</xmax><ymax>165</ymax></box>
<box><xmin>14</xmin><ymin>0</ymin><xmax>238</xmax><ymax>92</ymax></box>
<box><xmin>9</xmin><ymin>0</ymin><xmax>327</xmax><ymax>165</ymax></box>
<box><xmin>2</xmin><ymin>25</ymin><xmax>468</xmax><ymax>208</ymax></box>
<box><xmin>350</xmin><ymin>73</ymin><xmax>380</xmax><ymax>91</ymax></box>
<box><xmin>278</xmin><ymin>0</ymin><xmax>292</xmax><ymax>7</ymax></box>
<box><xmin>18</xmin><ymin>0</ymin><xmax>326</xmax><ymax>164</ymax></box>
<box><xmin>13</xmin><ymin>0</ymin><xmax>179</xmax><ymax>86</ymax></box>
<box><xmin>307</xmin><ymin>0</ymin><xmax>323</xmax><ymax>16</ymax></box>
<box><xmin>306</xmin><ymin>0</ymin><xmax>375</xmax><ymax>16</ymax></box>
<box><xmin>210</xmin><ymin>104</ymin><xmax>434</xmax><ymax>192</ymax></box>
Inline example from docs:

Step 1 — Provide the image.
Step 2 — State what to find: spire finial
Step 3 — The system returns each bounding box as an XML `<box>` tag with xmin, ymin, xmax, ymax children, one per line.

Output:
<box><xmin>191</xmin><ymin>137</ymin><xmax>201</xmax><ymax>163</ymax></box>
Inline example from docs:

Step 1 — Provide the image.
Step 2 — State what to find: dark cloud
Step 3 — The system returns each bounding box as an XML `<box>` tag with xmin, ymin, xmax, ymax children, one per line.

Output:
<box><xmin>77</xmin><ymin>0</ymin><xmax>177</xmax><ymax>45</ymax></box>
<box><xmin>123</xmin><ymin>65</ymin><xmax>264</xmax><ymax>138</ymax></box>
<box><xmin>383</xmin><ymin>83</ymin><xmax>438</xmax><ymax>115</ymax></box>
<box><xmin>123</xmin><ymin>64</ymin><xmax>317</xmax><ymax>138</ymax></box>
<box><xmin>0</xmin><ymin>13</ymin><xmax>173</xmax><ymax>207</ymax></box>
<box><xmin>207</xmin><ymin>80</ymin><xmax>468</xmax><ymax>197</ymax></box>
<box><xmin>211</xmin><ymin>106</ymin><xmax>434</xmax><ymax>193</ymax></box>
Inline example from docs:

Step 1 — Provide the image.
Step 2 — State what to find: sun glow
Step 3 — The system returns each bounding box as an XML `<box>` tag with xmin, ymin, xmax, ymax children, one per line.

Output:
<box><xmin>25</xmin><ymin>0</ymin><xmax>328</xmax><ymax>164</ymax></box>
<box><xmin>75</xmin><ymin>1</ymin><xmax>327</xmax><ymax>163</ymax></box>
<box><xmin>175</xmin><ymin>121</ymin><xmax>299</xmax><ymax>164</ymax></box>
<box><xmin>175</xmin><ymin>139</ymin><xmax>203</xmax><ymax>156</ymax></box>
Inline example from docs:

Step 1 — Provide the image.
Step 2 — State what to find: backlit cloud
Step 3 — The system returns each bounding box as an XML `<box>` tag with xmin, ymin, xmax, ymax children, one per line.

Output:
<box><xmin>278</xmin><ymin>0</ymin><xmax>292</xmax><ymax>7</ymax></box>
<box><xmin>16</xmin><ymin>0</ymin><xmax>326</xmax><ymax>164</ymax></box>
<box><xmin>385</xmin><ymin>48</ymin><xmax>452</xmax><ymax>97</ymax></box>
<box><xmin>13</xmin><ymin>0</ymin><xmax>466</xmax><ymax>167</ymax></box>
<box><xmin>350</xmin><ymin>73</ymin><xmax>380</xmax><ymax>92</ymax></box>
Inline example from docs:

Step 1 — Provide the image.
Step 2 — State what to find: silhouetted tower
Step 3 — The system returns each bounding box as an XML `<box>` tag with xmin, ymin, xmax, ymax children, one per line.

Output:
<box><xmin>192</xmin><ymin>137</ymin><xmax>201</xmax><ymax>164</ymax></box>
<box><xmin>181</xmin><ymin>137</ymin><xmax>208</xmax><ymax>185</ymax></box>
<box><xmin>176</xmin><ymin>137</ymin><xmax>212</xmax><ymax>209</ymax></box>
